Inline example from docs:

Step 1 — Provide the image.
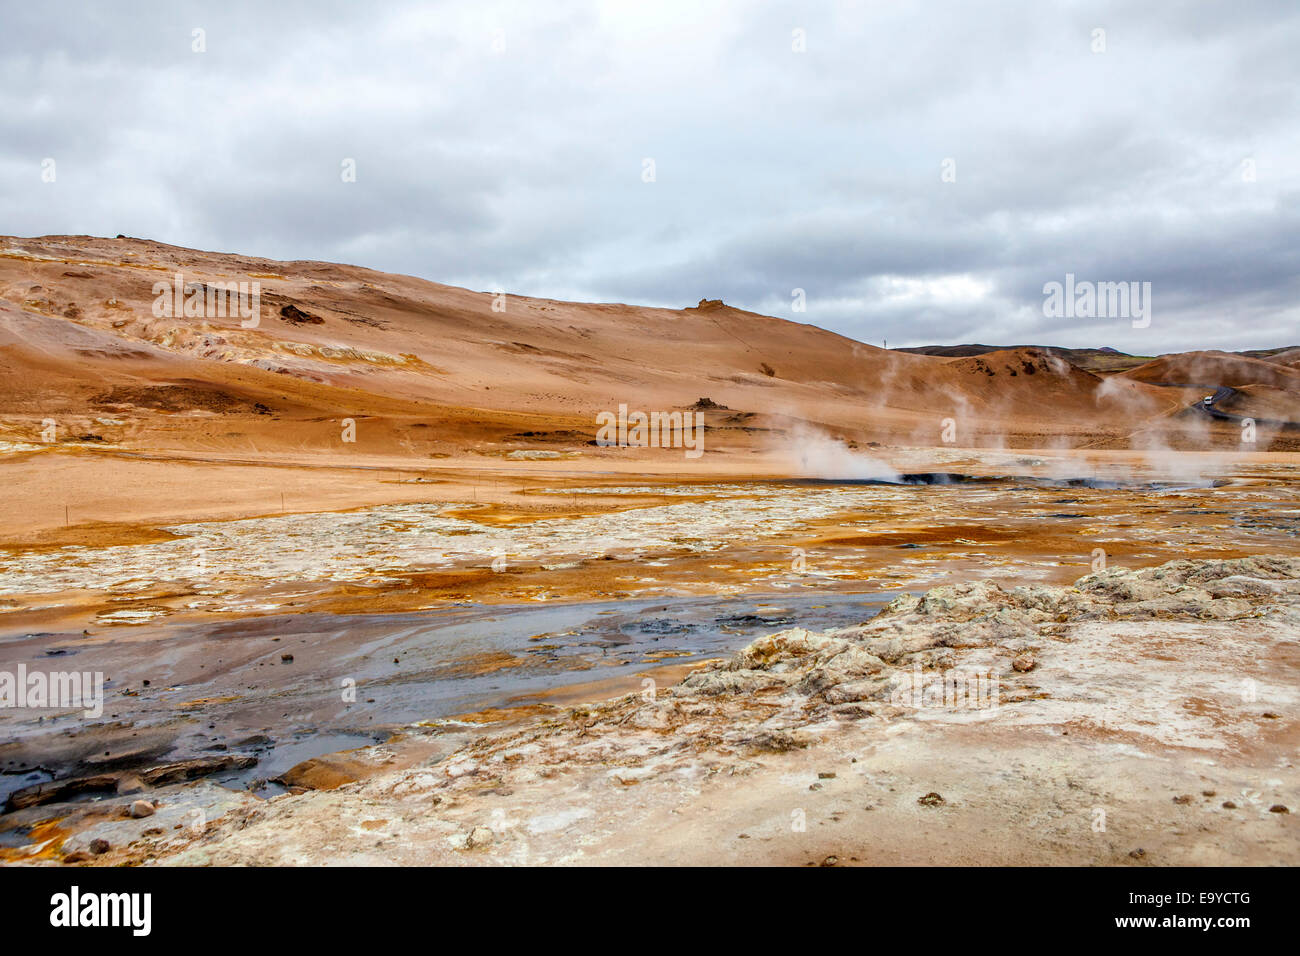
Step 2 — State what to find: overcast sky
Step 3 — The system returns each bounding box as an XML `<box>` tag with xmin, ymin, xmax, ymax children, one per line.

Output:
<box><xmin>3</xmin><ymin>1</ymin><xmax>1297</xmax><ymax>353</ymax></box>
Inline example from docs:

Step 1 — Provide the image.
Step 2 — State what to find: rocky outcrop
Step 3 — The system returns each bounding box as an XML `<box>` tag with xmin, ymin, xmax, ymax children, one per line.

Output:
<box><xmin>672</xmin><ymin>556</ymin><xmax>1300</xmax><ymax>706</ymax></box>
<box><xmin>4</xmin><ymin>755</ymin><xmax>257</xmax><ymax>813</ymax></box>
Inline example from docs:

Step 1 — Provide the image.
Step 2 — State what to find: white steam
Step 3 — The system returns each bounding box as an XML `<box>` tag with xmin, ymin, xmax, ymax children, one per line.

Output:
<box><xmin>783</xmin><ymin>425</ymin><xmax>901</xmax><ymax>481</ymax></box>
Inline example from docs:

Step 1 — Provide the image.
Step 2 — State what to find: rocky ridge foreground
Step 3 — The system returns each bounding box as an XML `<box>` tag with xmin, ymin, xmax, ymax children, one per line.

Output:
<box><xmin>105</xmin><ymin>557</ymin><xmax>1300</xmax><ymax>865</ymax></box>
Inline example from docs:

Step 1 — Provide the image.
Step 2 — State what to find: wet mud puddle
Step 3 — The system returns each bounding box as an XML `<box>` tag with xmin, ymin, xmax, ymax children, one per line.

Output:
<box><xmin>0</xmin><ymin>590</ymin><xmax>892</xmax><ymax>806</ymax></box>
<box><xmin>4</xmin><ymin>464</ymin><xmax>1296</xmax><ymax>837</ymax></box>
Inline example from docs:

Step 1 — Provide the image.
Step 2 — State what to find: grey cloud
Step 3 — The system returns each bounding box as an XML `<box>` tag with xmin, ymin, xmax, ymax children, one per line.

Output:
<box><xmin>2</xmin><ymin>0</ymin><xmax>1297</xmax><ymax>354</ymax></box>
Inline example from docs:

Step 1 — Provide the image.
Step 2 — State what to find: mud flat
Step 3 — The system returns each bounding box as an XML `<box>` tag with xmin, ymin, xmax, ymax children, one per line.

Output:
<box><xmin>2</xmin><ymin>456</ymin><xmax>1299</xmax><ymax>865</ymax></box>
<box><xmin>3</xmin><ymin>461</ymin><xmax>1297</xmax><ymax>632</ymax></box>
<box><xmin>27</xmin><ymin>555</ymin><xmax>1293</xmax><ymax>866</ymax></box>
<box><xmin>0</xmin><ymin>591</ymin><xmax>891</xmax><ymax>812</ymax></box>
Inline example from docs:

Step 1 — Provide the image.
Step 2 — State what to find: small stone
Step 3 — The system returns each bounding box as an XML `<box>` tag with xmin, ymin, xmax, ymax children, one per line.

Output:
<box><xmin>142</xmin><ymin>827</ymin><xmax>164</xmax><ymax>836</ymax></box>
<box><xmin>818</xmin><ymin>772</ymin><xmax>836</xmax><ymax>779</ymax></box>
<box><xmin>89</xmin><ymin>838</ymin><xmax>111</xmax><ymax>855</ymax></box>
<box><xmin>918</xmin><ymin>791</ymin><xmax>945</xmax><ymax>807</ymax></box>
<box><xmin>1173</xmin><ymin>794</ymin><xmax>1193</xmax><ymax>804</ymax></box>
<box><xmin>820</xmin><ymin>855</ymin><xmax>839</xmax><ymax>867</ymax></box>
<box><xmin>1011</xmin><ymin>653</ymin><xmax>1036</xmax><ymax>672</ymax></box>
<box><xmin>808</xmin><ymin>783</ymin><xmax>823</xmax><ymax>791</ymax></box>
<box><xmin>62</xmin><ymin>851</ymin><xmax>90</xmax><ymax>864</ymax></box>
<box><xmin>280</xmin><ymin>653</ymin><xmax>294</xmax><ymax>663</ymax></box>
<box><xmin>1202</xmin><ymin>790</ymin><xmax>1216</xmax><ymax>797</ymax></box>
<box><xmin>1269</xmin><ymin>804</ymin><xmax>1289</xmax><ymax>814</ymax></box>
<box><xmin>466</xmin><ymin>826</ymin><xmax>494</xmax><ymax>849</ymax></box>
<box><xmin>1222</xmin><ymin>801</ymin><xmax>1237</xmax><ymax>809</ymax></box>
<box><xmin>129</xmin><ymin>799</ymin><xmax>155</xmax><ymax>818</ymax></box>
<box><xmin>1129</xmin><ymin>848</ymin><xmax>1145</xmax><ymax>859</ymax></box>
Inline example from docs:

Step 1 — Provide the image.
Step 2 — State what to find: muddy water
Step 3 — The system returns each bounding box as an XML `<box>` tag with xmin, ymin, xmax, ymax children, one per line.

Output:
<box><xmin>0</xmin><ymin>590</ymin><xmax>892</xmax><ymax>802</ymax></box>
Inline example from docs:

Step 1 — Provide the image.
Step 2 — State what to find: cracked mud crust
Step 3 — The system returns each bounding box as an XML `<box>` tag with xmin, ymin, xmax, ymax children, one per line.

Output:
<box><xmin>74</xmin><ymin>555</ymin><xmax>1297</xmax><ymax>867</ymax></box>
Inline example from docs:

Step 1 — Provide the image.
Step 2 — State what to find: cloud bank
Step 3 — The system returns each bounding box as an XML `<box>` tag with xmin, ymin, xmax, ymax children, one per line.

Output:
<box><xmin>3</xmin><ymin>0</ymin><xmax>1298</xmax><ymax>353</ymax></box>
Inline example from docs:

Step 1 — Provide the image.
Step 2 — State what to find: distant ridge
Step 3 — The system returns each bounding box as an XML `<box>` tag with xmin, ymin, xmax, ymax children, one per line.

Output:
<box><xmin>896</xmin><ymin>344</ymin><xmax>1148</xmax><ymax>373</ymax></box>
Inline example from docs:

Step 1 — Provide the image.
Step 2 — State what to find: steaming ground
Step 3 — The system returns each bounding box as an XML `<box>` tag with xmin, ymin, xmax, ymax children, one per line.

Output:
<box><xmin>783</xmin><ymin>426</ymin><xmax>900</xmax><ymax>481</ymax></box>
<box><xmin>1</xmin><ymin>450</ymin><xmax>1293</xmax><ymax>632</ymax></box>
<box><xmin>1</xmin><ymin>237</ymin><xmax>1298</xmax><ymax>864</ymax></box>
<box><xmin>2</xmin><ymin>446</ymin><xmax>1298</xmax><ymax>866</ymax></box>
<box><xmin>19</xmin><ymin>550</ymin><xmax>1300</xmax><ymax>868</ymax></box>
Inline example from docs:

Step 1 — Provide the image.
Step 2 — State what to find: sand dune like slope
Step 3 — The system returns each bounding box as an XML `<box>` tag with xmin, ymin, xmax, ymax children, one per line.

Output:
<box><xmin>3</xmin><ymin>235</ymin><xmax>1295</xmax><ymax>490</ymax></box>
<box><xmin>1</xmin><ymin>235</ymin><xmax>1157</xmax><ymax>451</ymax></box>
<box><xmin>1121</xmin><ymin>350</ymin><xmax>1300</xmax><ymax>390</ymax></box>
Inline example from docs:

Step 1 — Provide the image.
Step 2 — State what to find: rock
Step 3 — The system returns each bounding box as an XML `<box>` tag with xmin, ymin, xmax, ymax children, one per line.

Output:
<box><xmin>1222</xmin><ymin>801</ymin><xmax>1237</xmax><ymax>809</ymax></box>
<box><xmin>115</xmin><ymin>775</ymin><xmax>145</xmax><ymax>795</ymax></box>
<box><xmin>140</xmin><ymin>754</ymin><xmax>257</xmax><ymax>787</ymax></box>
<box><xmin>129</xmin><ymin>799</ymin><xmax>155</xmax><ymax>818</ymax></box>
<box><xmin>6</xmin><ymin>774</ymin><xmax>122</xmax><ymax>812</ymax></box>
<box><xmin>820</xmin><ymin>855</ymin><xmax>839</xmax><ymax>867</ymax></box>
<box><xmin>831</xmin><ymin>703</ymin><xmax>875</xmax><ymax>719</ymax></box>
<box><xmin>1173</xmin><ymin>794</ymin><xmax>1193</xmax><ymax>805</ymax></box>
<box><xmin>62</xmin><ymin>851</ymin><xmax>90</xmax><ymax>863</ymax></box>
<box><xmin>89</xmin><ymin>838</ymin><xmax>111</xmax><ymax>855</ymax></box>
<box><xmin>918</xmin><ymin>792</ymin><xmax>945</xmax><ymax>807</ymax></box>
<box><xmin>678</xmin><ymin>669</ymin><xmax>787</xmax><ymax>697</ymax></box>
<box><xmin>1269</xmin><ymin>805</ymin><xmax>1290</xmax><ymax>814</ymax></box>
<box><xmin>275</xmin><ymin>754</ymin><xmax>371</xmax><ymax>791</ymax></box>
<box><xmin>823</xmin><ymin>678</ymin><xmax>889</xmax><ymax>705</ymax></box>
<box><xmin>278</xmin><ymin>303</ymin><xmax>323</xmax><ymax>325</ymax></box>
<box><xmin>1129</xmin><ymin>848</ymin><xmax>1146</xmax><ymax>859</ymax></box>
<box><xmin>729</xmin><ymin>628</ymin><xmax>832</xmax><ymax>669</ymax></box>
<box><xmin>742</xmin><ymin>729</ymin><xmax>807</xmax><ymax>752</ymax></box>
<box><xmin>1011</xmin><ymin>653</ymin><xmax>1036</xmax><ymax>672</ymax></box>
<box><xmin>466</xmin><ymin>826</ymin><xmax>494</xmax><ymax>849</ymax></box>
<box><xmin>818</xmin><ymin>772</ymin><xmax>837</xmax><ymax>779</ymax></box>
<box><xmin>280</xmin><ymin>653</ymin><xmax>294</xmax><ymax>663</ymax></box>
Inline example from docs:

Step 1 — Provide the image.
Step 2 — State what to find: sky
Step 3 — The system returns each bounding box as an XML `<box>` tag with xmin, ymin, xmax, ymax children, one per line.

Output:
<box><xmin>2</xmin><ymin>0</ymin><xmax>1297</xmax><ymax>354</ymax></box>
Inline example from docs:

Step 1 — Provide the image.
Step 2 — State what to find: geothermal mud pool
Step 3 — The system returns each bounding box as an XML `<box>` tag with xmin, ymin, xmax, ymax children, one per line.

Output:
<box><xmin>1</xmin><ymin>455</ymin><xmax>1297</xmax><ymax>864</ymax></box>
